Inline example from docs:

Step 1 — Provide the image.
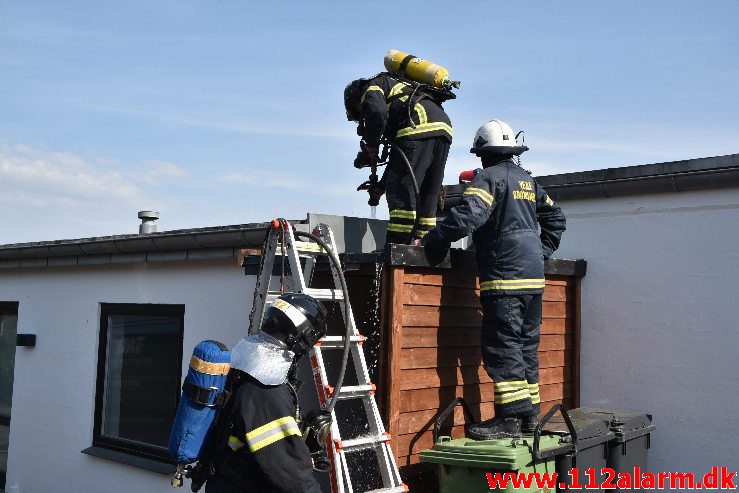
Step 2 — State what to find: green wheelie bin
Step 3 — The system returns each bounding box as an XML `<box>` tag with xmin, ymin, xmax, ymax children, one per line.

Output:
<box><xmin>420</xmin><ymin>399</ymin><xmax>575</xmax><ymax>493</ymax></box>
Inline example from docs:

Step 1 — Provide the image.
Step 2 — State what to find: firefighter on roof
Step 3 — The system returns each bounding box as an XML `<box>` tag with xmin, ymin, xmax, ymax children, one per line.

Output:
<box><xmin>421</xmin><ymin>120</ymin><xmax>566</xmax><ymax>439</ymax></box>
<box><xmin>345</xmin><ymin>69</ymin><xmax>453</xmax><ymax>245</ymax></box>
<box><xmin>205</xmin><ymin>294</ymin><xmax>327</xmax><ymax>493</ymax></box>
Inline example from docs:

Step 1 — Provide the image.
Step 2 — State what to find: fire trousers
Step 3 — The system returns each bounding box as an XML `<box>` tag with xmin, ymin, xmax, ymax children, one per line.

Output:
<box><xmin>480</xmin><ymin>294</ymin><xmax>542</xmax><ymax>418</ymax></box>
<box><xmin>384</xmin><ymin>137</ymin><xmax>450</xmax><ymax>245</ymax></box>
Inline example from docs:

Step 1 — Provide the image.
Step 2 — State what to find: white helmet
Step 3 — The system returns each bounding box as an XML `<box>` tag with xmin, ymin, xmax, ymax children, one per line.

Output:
<box><xmin>470</xmin><ymin>119</ymin><xmax>528</xmax><ymax>157</ymax></box>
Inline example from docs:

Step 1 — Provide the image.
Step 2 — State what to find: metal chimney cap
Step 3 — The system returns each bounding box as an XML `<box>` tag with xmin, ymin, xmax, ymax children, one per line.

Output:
<box><xmin>138</xmin><ymin>211</ymin><xmax>160</xmax><ymax>220</ymax></box>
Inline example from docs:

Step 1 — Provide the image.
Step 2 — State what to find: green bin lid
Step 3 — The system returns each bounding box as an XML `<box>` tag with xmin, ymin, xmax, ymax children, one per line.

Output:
<box><xmin>420</xmin><ymin>435</ymin><xmax>564</xmax><ymax>470</ymax></box>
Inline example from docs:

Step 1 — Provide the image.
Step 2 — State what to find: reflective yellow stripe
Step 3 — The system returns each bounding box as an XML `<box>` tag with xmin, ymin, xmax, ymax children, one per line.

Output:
<box><xmin>418</xmin><ymin>217</ymin><xmax>437</xmax><ymax>225</ymax></box>
<box><xmin>481</xmin><ymin>279</ymin><xmax>545</xmax><ymax>291</ymax></box>
<box><xmin>414</xmin><ymin>230</ymin><xmax>428</xmax><ymax>238</ymax></box>
<box><xmin>494</xmin><ymin>380</ymin><xmax>528</xmax><ymax>391</ymax></box>
<box><xmin>463</xmin><ymin>187</ymin><xmax>494</xmax><ymax>206</ymax></box>
<box><xmin>544</xmin><ymin>195</ymin><xmax>554</xmax><ymax>206</ymax></box>
<box><xmin>228</xmin><ymin>435</ymin><xmax>245</xmax><ymax>451</ymax></box>
<box><xmin>361</xmin><ymin>85</ymin><xmax>384</xmax><ymax>103</ymax></box>
<box><xmin>189</xmin><ymin>355</ymin><xmax>230</xmax><ymax>375</ymax></box>
<box><xmin>415</xmin><ymin>103</ymin><xmax>427</xmax><ymax>124</ymax></box>
<box><xmin>396</xmin><ymin>122</ymin><xmax>453</xmax><ymax>139</ymax></box>
<box><xmin>387</xmin><ymin>224</ymin><xmax>414</xmax><ymax>233</ymax></box>
<box><xmin>495</xmin><ymin>389</ymin><xmax>531</xmax><ymax>404</ymax></box>
<box><xmin>389</xmin><ymin>209</ymin><xmax>417</xmax><ymax>219</ymax></box>
<box><xmin>482</xmin><ymin>284</ymin><xmax>545</xmax><ymax>291</ymax></box>
<box><xmin>528</xmin><ymin>383</ymin><xmax>540</xmax><ymax>403</ymax></box>
<box><xmin>388</xmin><ymin>82</ymin><xmax>409</xmax><ymax>97</ymax></box>
<box><xmin>245</xmin><ymin>416</ymin><xmax>301</xmax><ymax>452</ymax></box>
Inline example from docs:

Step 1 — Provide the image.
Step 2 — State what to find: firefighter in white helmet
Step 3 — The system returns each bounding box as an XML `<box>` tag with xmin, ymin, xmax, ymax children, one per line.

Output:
<box><xmin>421</xmin><ymin>119</ymin><xmax>566</xmax><ymax>438</ymax></box>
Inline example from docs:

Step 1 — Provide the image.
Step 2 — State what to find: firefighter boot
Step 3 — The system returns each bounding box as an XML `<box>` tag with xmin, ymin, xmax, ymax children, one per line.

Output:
<box><xmin>520</xmin><ymin>415</ymin><xmax>540</xmax><ymax>434</ymax></box>
<box><xmin>468</xmin><ymin>417</ymin><xmax>521</xmax><ymax>440</ymax></box>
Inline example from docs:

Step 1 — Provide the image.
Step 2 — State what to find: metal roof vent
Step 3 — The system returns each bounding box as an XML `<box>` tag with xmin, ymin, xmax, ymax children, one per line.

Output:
<box><xmin>138</xmin><ymin>211</ymin><xmax>160</xmax><ymax>234</ymax></box>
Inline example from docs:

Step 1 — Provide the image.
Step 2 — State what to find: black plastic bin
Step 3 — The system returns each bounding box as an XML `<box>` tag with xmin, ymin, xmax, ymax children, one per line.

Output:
<box><xmin>544</xmin><ymin>410</ymin><xmax>615</xmax><ymax>491</ymax></box>
<box><xmin>575</xmin><ymin>409</ymin><xmax>656</xmax><ymax>483</ymax></box>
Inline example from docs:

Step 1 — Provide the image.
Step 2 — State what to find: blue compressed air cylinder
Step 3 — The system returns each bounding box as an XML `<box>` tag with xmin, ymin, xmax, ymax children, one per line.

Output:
<box><xmin>168</xmin><ymin>340</ymin><xmax>231</xmax><ymax>464</ymax></box>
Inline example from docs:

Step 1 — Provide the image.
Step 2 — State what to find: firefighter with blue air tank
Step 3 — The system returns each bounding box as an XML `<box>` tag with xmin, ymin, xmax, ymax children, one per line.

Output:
<box><xmin>203</xmin><ymin>293</ymin><xmax>328</xmax><ymax>493</ymax></box>
<box><xmin>421</xmin><ymin>119</ymin><xmax>566</xmax><ymax>439</ymax></box>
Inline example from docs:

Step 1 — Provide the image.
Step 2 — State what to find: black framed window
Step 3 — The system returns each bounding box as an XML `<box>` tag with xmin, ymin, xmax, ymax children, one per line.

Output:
<box><xmin>94</xmin><ymin>303</ymin><xmax>184</xmax><ymax>461</ymax></box>
<box><xmin>0</xmin><ymin>301</ymin><xmax>19</xmax><ymax>490</ymax></box>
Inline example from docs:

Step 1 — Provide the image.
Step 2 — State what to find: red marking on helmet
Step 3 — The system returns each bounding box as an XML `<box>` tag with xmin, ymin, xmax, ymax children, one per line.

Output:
<box><xmin>459</xmin><ymin>170</ymin><xmax>477</xmax><ymax>182</ymax></box>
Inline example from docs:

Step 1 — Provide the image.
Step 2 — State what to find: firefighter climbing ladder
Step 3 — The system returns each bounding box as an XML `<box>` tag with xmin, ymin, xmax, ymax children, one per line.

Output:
<box><xmin>248</xmin><ymin>220</ymin><xmax>406</xmax><ymax>493</ymax></box>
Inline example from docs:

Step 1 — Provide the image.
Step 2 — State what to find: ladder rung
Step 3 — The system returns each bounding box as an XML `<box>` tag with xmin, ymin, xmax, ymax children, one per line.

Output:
<box><xmin>330</xmin><ymin>384</ymin><xmax>375</xmax><ymax>400</ymax></box>
<box><xmin>266</xmin><ymin>288</ymin><xmax>344</xmax><ymax>301</ymax></box>
<box><xmin>317</xmin><ymin>335</ymin><xmax>365</xmax><ymax>348</ymax></box>
<box><xmin>302</xmin><ymin>288</ymin><xmax>344</xmax><ymax>301</ymax></box>
<box><xmin>334</xmin><ymin>433</ymin><xmax>391</xmax><ymax>453</ymax></box>
<box><xmin>277</xmin><ymin>241</ymin><xmax>325</xmax><ymax>255</ymax></box>
<box><xmin>366</xmin><ymin>486</ymin><xmax>409</xmax><ymax>493</ymax></box>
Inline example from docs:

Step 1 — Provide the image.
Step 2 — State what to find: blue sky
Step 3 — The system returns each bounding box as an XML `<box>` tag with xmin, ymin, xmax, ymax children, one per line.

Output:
<box><xmin>1</xmin><ymin>0</ymin><xmax>738</xmax><ymax>243</ymax></box>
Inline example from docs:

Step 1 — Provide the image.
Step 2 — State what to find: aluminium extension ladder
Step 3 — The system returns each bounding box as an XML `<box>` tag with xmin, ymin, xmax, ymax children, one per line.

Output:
<box><xmin>248</xmin><ymin>219</ymin><xmax>406</xmax><ymax>493</ymax></box>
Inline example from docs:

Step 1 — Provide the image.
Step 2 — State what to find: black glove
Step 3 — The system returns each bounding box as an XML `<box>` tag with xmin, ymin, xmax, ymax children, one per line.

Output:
<box><xmin>302</xmin><ymin>410</ymin><xmax>332</xmax><ymax>454</ymax></box>
<box><xmin>353</xmin><ymin>146</ymin><xmax>380</xmax><ymax>169</ymax></box>
<box><xmin>421</xmin><ymin>237</ymin><xmax>449</xmax><ymax>267</ymax></box>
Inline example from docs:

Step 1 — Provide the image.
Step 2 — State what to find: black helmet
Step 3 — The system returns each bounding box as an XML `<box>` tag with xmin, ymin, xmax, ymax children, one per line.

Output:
<box><xmin>261</xmin><ymin>293</ymin><xmax>327</xmax><ymax>357</ymax></box>
<box><xmin>344</xmin><ymin>79</ymin><xmax>367</xmax><ymax>122</ymax></box>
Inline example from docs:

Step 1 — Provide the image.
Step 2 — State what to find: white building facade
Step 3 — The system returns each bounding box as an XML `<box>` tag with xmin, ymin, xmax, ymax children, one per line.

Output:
<box><xmin>0</xmin><ymin>215</ymin><xmax>385</xmax><ymax>493</ymax></box>
<box><xmin>539</xmin><ymin>153</ymin><xmax>739</xmax><ymax>478</ymax></box>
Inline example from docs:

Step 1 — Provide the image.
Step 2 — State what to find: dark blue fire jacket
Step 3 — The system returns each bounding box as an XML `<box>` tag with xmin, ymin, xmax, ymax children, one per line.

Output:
<box><xmin>422</xmin><ymin>159</ymin><xmax>566</xmax><ymax>296</ymax></box>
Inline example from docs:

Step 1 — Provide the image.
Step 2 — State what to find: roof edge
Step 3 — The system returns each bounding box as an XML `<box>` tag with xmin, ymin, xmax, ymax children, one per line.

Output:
<box><xmin>536</xmin><ymin>153</ymin><xmax>739</xmax><ymax>201</ymax></box>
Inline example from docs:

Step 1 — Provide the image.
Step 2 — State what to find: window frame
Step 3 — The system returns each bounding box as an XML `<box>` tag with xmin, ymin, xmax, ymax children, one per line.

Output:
<box><xmin>93</xmin><ymin>303</ymin><xmax>185</xmax><ymax>462</ymax></box>
<box><xmin>0</xmin><ymin>301</ymin><xmax>19</xmax><ymax>490</ymax></box>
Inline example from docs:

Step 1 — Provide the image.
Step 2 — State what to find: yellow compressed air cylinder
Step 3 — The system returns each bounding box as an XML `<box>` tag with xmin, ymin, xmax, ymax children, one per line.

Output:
<box><xmin>384</xmin><ymin>49</ymin><xmax>451</xmax><ymax>89</ymax></box>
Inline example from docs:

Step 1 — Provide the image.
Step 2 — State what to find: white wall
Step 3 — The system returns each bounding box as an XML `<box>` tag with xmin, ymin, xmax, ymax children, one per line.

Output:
<box><xmin>554</xmin><ymin>188</ymin><xmax>739</xmax><ymax>475</ymax></box>
<box><xmin>0</xmin><ymin>259</ymin><xmax>255</xmax><ymax>493</ymax></box>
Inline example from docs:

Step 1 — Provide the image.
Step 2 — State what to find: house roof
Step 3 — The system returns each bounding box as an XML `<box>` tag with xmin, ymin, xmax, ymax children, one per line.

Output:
<box><xmin>536</xmin><ymin>153</ymin><xmax>739</xmax><ymax>201</ymax></box>
<box><xmin>0</xmin><ymin>221</ymin><xmax>298</xmax><ymax>268</ymax></box>
<box><xmin>0</xmin><ymin>214</ymin><xmax>390</xmax><ymax>268</ymax></box>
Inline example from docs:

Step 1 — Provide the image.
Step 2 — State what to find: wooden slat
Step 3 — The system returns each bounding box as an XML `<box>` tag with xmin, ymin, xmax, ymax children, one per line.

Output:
<box><xmin>400</xmin><ymin>320</ymin><xmax>571</xmax><ymax>349</ymax></box>
<box><xmin>403</xmin><ymin>283</ymin><xmax>481</xmax><ymax>308</ymax></box>
<box><xmin>403</xmin><ymin>302</ymin><xmax>571</xmax><ymax>327</ymax></box>
<box><xmin>402</xmin><ymin>305</ymin><xmax>482</xmax><ymax>327</ymax></box>
<box><xmin>539</xmin><ymin>333</ymin><xmax>572</xmax><ymax>351</ymax></box>
<box><xmin>544</xmin><ymin>276</ymin><xmax>572</xmax><ymax>286</ymax></box>
<box><xmin>400</xmin><ymin>347</ymin><xmax>482</xmax><ymax>369</ymax></box>
<box><xmin>403</xmin><ymin>270</ymin><xmax>573</xmax><ymax>289</ymax></box>
<box><xmin>396</xmin><ymin>402</ymin><xmax>492</xmax><ymax>435</ymax></box>
<box><xmin>400</xmin><ymin>365</ymin><xmax>567</xmax><ymax>391</ymax></box>
<box><xmin>543</xmin><ymin>301</ymin><xmax>573</xmax><ymax>319</ymax></box>
<box><xmin>403</xmin><ymin>270</ymin><xmax>479</xmax><ymax>289</ymax></box>
<box><xmin>539</xmin><ymin>350</ymin><xmax>572</xmax><ymax>368</ymax></box>
<box><xmin>401</xmin><ymin>326</ymin><xmax>480</xmax><ymax>348</ymax></box>
<box><xmin>399</xmin><ymin>381</ymin><xmax>572</xmax><ymax>413</ymax></box>
<box><xmin>543</xmin><ymin>284</ymin><xmax>570</xmax><ymax>302</ymax></box>
<box><xmin>401</xmin><ymin>382</ymin><xmax>494</xmax><ymax>413</ymax></box>
<box><xmin>385</xmin><ymin>267</ymin><xmax>406</xmax><ymax>459</ymax></box>
<box><xmin>400</xmin><ymin>345</ymin><xmax>571</xmax><ymax>369</ymax></box>
<box><xmin>403</xmin><ymin>283</ymin><xmax>570</xmax><ymax>305</ymax></box>
<box><xmin>541</xmin><ymin>318</ymin><xmax>573</xmax><ymax>334</ymax></box>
